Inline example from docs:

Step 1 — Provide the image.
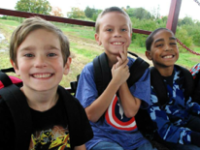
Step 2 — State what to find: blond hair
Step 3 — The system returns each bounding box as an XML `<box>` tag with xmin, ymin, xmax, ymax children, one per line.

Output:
<box><xmin>9</xmin><ymin>17</ymin><xmax>70</xmax><ymax>67</ymax></box>
<box><xmin>95</xmin><ymin>7</ymin><xmax>132</xmax><ymax>33</ymax></box>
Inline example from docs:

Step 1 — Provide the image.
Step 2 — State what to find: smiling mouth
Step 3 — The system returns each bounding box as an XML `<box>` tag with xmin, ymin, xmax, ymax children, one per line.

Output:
<box><xmin>111</xmin><ymin>42</ymin><xmax>124</xmax><ymax>45</ymax></box>
<box><xmin>32</xmin><ymin>73</ymin><xmax>53</xmax><ymax>79</ymax></box>
<box><xmin>162</xmin><ymin>55</ymin><xmax>174</xmax><ymax>59</ymax></box>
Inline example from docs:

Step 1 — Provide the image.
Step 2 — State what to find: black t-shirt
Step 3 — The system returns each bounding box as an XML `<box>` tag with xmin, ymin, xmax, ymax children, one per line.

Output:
<box><xmin>162</xmin><ymin>69</ymin><xmax>175</xmax><ymax>87</ymax></box>
<box><xmin>0</xmin><ymin>86</ymin><xmax>93</xmax><ymax>150</ymax></box>
<box><xmin>29</xmin><ymin>97</ymin><xmax>70</xmax><ymax>150</ymax></box>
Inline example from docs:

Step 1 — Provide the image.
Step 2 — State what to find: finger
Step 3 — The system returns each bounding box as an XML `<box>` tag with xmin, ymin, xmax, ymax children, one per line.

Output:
<box><xmin>116</xmin><ymin>56</ymin><xmax>123</xmax><ymax>67</ymax></box>
<box><xmin>123</xmin><ymin>44</ymin><xmax>128</xmax><ymax>57</ymax></box>
<box><xmin>119</xmin><ymin>51</ymin><xmax>126</xmax><ymax>62</ymax></box>
<box><xmin>119</xmin><ymin>59</ymin><xmax>129</xmax><ymax>69</ymax></box>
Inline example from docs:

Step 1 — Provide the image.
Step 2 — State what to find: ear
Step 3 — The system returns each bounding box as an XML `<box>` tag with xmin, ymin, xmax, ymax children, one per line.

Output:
<box><xmin>130</xmin><ymin>32</ymin><xmax>132</xmax><ymax>38</ymax></box>
<box><xmin>95</xmin><ymin>33</ymin><xmax>101</xmax><ymax>45</ymax></box>
<box><xmin>145</xmin><ymin>50</ymin><xmax>152</xmax><ymax>60</ymax></box>
<box><xmin>63</xmin><ymin>57</ymin><xmax>72</xmax><ymax>75</ymax></box>
<box><xmin>10</xmin><ymin>59</ymin><xmax>20</xmax><ymax>76</ymax></box>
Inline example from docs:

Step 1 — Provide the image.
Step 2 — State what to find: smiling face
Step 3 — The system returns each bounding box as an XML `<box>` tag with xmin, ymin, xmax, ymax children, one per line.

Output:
<box><xmin>146</xmin><ymin>29</ymin><xmax>179</xmax><ymax>69</ymax></box>
<box><xmin>11</xmin><ymin>29</ymin><xmax>71</xmax><ymax>93</ymax></box>
<box><xmin>95</xmin><ymin>11</ymin><xmax>132</xmax><ymax>59</ymax></box>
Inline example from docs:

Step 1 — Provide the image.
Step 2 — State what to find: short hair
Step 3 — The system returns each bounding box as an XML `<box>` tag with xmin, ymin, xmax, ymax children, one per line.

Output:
<box><xmin>9</xmin><ymin>17</ymin><xmax>70</xmax><ymax>67</ymax></box>
<box><xmin>95</xmin><ymin>6</ymin><xmax>132</xmax><ymax>33</ymax></box>
<box><xmin>146</xmin><ymin>28</ymin><xmax>173</xmax><ymax>51</ymax></box>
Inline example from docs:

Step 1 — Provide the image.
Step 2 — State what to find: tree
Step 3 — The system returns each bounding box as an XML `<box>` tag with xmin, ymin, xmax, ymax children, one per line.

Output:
<box><xmin>84</xmin><ymin>7</ymin><xmax>95</xmax><ymax>18</ymax></box>
<box><xmin>15</xmin><ymin>0</ymin><xmax>52</xmax><ymax>15</ymax></box>
<box><xmin>67</xmin><ymin>7</ymin><xmax>86</xmax><ymax>19</ymax></box>
<box><xmin>178</xmin><ymin>16</ymin><xmax>194</xmax><ymax>26</ymax></box>
<box><xmin>51</xmin><ymin>6</ymin><xmax>63</xmax><ymax>17</ymax></box>
<box><xmin>126</xmin><ymin>7</ymin><xmax>152</xmax><ymax>20</ymax></box>
<box><xmin>176</xmin><ymin>28</ymin><xmax>193</xmax><ymax>52</ymax></box>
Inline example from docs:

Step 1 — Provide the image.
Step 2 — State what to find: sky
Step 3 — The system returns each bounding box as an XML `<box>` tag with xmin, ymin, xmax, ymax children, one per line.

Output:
<box><xmin>0</xmin><ymin>0</ymin><xmax>200</xmax><ymax>21</ymax></box>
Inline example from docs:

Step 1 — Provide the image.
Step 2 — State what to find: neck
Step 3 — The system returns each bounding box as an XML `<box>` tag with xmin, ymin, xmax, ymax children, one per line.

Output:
<box><xmin>155</xmin><ymin>65</ymin><xmax>174</xmax><ymax>77</ymax></box>
<box><xmin>21</xmin><ymin>86</ymin><xmax>59</xmax><ymax>112</ymax></box>
<box><xmin>105</xmin><ymin>53</ymin><xmax>118</xmax><ymax>67</ymax></box>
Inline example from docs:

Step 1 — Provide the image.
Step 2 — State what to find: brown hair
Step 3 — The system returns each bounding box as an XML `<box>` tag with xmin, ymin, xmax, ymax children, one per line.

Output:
<box><xmin>95</xmin><ymin>6</ymin><xmax>132</xmax><ymax>33</ymax></box>
<box><xmin>9</xmin><ymin>16</ymin><xmax>70</xmax><ymax>67</ymax></box>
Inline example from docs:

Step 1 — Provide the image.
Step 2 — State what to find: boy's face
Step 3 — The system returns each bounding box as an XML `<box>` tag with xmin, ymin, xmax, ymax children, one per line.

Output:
<box><xmin>11</xmin><ymin>29</ymin><xmax>71</xmax><ymax>92</ymax></box>
<box><xmin>146</xmin><ymin>30</ymin><xmax>179</xmax><ymax>69</ymax></box>
<box><xmin>95</xmin><ymin>12</ymin><xmax>132</xmax><ymax>57</ymax></box>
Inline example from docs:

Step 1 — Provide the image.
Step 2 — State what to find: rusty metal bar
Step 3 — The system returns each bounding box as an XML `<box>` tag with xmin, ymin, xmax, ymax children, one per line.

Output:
<box><xmin>166</xmin><ymin>0</ymin><xmax>182</xmax><ymax>34</ymax></box>
<box><xmin>0</xmin><ymin>8</ymin><xmax>151</xmax><ymax>35</ymax></box>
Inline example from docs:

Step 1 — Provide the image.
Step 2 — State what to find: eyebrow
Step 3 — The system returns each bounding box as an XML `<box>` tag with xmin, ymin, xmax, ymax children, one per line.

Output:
<box><xmin>103</xmin><ymin>24</ymin><xmax>128</xmax><ymax>28</ymax></box>
<box><xmin>19</xmin><ymin>45</ymin><xmax>60</xmax><ymax>52</ymax></box>
<box><xmin>18</xmin><ymin>46</ymin><xmax>35</xmax><ymax>52</ymax></box>
<box><xmin>154</xmin><ymin>37</ymin><xmax>176</xmax><ymax>43</ymax></box>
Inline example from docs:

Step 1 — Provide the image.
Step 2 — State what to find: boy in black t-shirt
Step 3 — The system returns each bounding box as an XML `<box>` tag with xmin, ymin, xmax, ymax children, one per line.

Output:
<box><xmin>0</xmin><ymin>17</ymin><xmax>93</xmax><ymax>150</ymax></box>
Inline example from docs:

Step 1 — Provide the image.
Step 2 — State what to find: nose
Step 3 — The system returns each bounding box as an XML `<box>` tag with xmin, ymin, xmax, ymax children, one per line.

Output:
<box><xmin>113</xmin><ymin>30</ymin><xmax>121</xmax><ymax>38</ymax></box>
<box><xmin>164</xmin><ymin>44</ymin><xmax>172</xmax><ymax>51</ymax></box>
<box><xmin>34</xmin><ymin>55</ymin><xmax>47</xmax><ymax>68</ymax></box>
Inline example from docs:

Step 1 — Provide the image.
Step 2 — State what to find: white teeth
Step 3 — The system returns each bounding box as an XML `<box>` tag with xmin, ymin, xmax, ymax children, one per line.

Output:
<box><xmin>164</xmin><ymin>55</ymin><xmax>173</xmax><ymax>58</ymax></box>
<box><xmin>113</xmin><ymin>42</ymin><xmax>122</xmax><ymax>45</ymax></box>
<box><xmin>33</xmin><ymin>74</ymin><xmax>51</xmax><ymax>78</ymax></box>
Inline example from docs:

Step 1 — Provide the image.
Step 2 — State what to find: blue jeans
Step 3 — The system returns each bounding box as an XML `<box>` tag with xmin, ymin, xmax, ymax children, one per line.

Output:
<box><xmin>91</xmin><ymin>141</ymin><xmax>157</xmax><ymax>150</ymax></box>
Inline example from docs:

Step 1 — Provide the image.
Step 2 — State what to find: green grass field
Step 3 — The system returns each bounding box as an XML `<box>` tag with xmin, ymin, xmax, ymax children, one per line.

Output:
<box><xmin>0</xmin><ymin>18</ymin><xmax>200</xmax><ymax>87</ymax></box>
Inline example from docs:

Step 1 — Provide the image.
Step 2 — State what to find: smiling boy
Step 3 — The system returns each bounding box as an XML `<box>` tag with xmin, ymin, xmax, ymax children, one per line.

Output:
<box><xmin>0</xmin><ymin>17</ymin><xmax>93</xmax><ymax>150</ymax></box>
<box><xmin>145</xmin><ymin>28</ymin><xmax>200</xmax><ymax>150</ymax></box>
<box><xmin>76</xmin><ymin>7</ymin><xmax>156</xmax><ymax>150</ymax></box>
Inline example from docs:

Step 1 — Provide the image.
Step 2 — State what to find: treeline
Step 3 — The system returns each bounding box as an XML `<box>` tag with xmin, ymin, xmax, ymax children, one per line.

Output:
<box><xmin>1</xmin><ymin>0</ymin><xmax>200</xmax><ymax>50</ymax></box>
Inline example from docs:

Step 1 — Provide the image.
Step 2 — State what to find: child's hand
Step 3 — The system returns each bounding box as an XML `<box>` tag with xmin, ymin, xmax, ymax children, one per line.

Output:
<box><xmin>115</xmin><ymin>44</ymin><xmax>128</xmax><ymax>68</ymax></box>
<box><xmin>111</xmin><ymin>58</ymin><xmax>130</xmax><ymax>86</ymax></box>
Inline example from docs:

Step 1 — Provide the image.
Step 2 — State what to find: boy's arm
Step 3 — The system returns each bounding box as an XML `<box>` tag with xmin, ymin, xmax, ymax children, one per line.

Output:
<box><xmin>118</xmin><ymin>82</ymin><xmax>141</xmax><ymax>118</ymax></box>
<box><xmin>85</xmin><ymin>59</ymin><xmax>130</xmax><ymax>122</ymax></box>
<box><xmin>186</xmin><ymin>98</ymin><xmax>200</xmax><ymax>115</ymax></box>
<box><xmin>149</xmin><ymin>89</ymin><xmax>200</xmax><ymax>146</ymax></box>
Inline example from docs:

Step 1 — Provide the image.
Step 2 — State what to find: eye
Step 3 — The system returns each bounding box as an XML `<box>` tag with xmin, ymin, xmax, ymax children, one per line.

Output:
<box><xmin>24</xmin><ymin>53</ymin><xmax>34</xmax><ymax>57</ymax></box>
<box><xmin>106</xmin><ymin>29</ymin><xmax>112</xmax><ymax>32</ymax></box>
<box><xmin>170</xmin><ymin>42</ymin><xmax>177</xmax><ymax>46</ymax></box>
<box><xmin>47</xmin><ymin>53</ymin><xmax>57</xmax><ymax>57</ymax></box>
<box><xmin>156</xmin><ymin>44</ymin><xmax>163</xmax><ymax>47</ymax></box>
<box><xmin>121</xmin><ymin>28</ymin><xmax>127</xmax><ymax>32</ymax></box>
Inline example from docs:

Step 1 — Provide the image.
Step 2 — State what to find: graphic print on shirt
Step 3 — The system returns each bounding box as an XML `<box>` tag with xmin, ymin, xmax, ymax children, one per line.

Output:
<box><xmin>29</xmin><ymin>125</ymin><xmax>70</xmax><ymax>150</ymax></box>
<box><xmin>105</xmin><ymin>95</ymin><xmax>137</xmax><ymax>131</ymax></box>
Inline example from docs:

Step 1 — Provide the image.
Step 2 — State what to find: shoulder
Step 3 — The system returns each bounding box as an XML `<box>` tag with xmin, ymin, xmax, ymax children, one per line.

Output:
<box><xmin>58</xmin><ymin>86</ymin><xmax>83</xmax><ymax>107</ymax></box>
<box><xmin>82</xmin><ymin>62</ymin><xmax>94</xmax><ymax>73</ymax></box>
<box><xmin>0</xmin><ymin>98</ymin><xmax>10</xmax><ymax>113</ymax></box>
<box><xmin>127</xmin><ymin>56</ymin><xmax>136</xmax><ymax>67</ymax></box>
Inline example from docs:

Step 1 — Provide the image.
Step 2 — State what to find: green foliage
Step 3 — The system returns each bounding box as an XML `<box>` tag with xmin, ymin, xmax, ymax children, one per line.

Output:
<box><xmin>85</xmin><ymin>7</ymin><xmax>97</xmax><ymax>18</ymax></box>
<box><xmin>15</xmin><ymin>0</ymin><xmax>52</xmax><ymax>15</ymax></box>
<box><xmin>67</xmin><ymin>7</ymin><xmax>86</xmax><ymax>19</ymax></box>
<box><xmin>176</xmin><ymin>28</ymin><xmax>193</xmax><ymax>52</ymax></box>
<box><xmin>181</xmin><ymin>24</ymin><xmax>200</xmax><ymax>47</ymax></box>
<box><xmin>131</xmin><ymin>18</ymin><xmax>163</xmax><ymax>47</ymax></box>
<box><xmin>126</xmin><ymin>7</ymin><xmax>152</xmax><ymax>20</ymax></box>
<box><xmin>178</xmin><ymin>16</ymin><xmax>194</xmax><ymax>26</ymax></box>
<box><xmin>0</xmin><ymin>16</ymin><xmax>24</xmax><ymax>23</ymax></box>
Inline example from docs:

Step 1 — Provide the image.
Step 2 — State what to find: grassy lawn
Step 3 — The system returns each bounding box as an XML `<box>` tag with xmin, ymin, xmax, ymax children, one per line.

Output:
<box><xmin>0</xmin><ymin>18</ymin><xmax>200</xmax><ymax>87</ymax></box>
